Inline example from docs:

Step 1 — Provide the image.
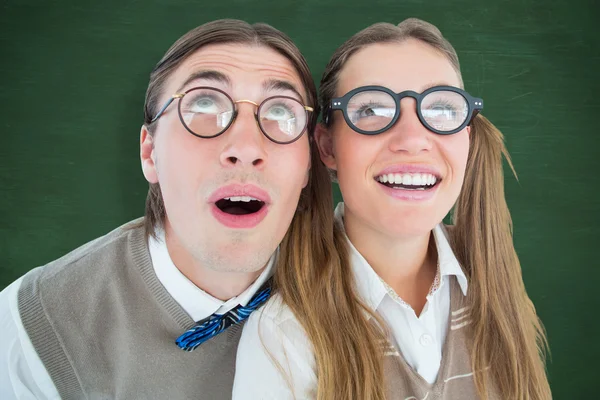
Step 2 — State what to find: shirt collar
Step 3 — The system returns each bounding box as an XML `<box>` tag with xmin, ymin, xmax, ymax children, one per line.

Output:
<box><xmin>432</xmin><ymin>224</ymin><xmax>468</xmax><ymax>295</ymax></box>
<box><xmin>148</xmin><ymin>229</ymin><xmax>276</xmax><ymax>322</ymax></box>
<box><xmin>334</xmin><ymin>202</ymin><xmax>468</xmax><ymax>312</ymax></box>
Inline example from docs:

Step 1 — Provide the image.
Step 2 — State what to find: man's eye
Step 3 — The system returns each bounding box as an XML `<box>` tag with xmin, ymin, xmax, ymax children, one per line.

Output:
<box><xmin>190</xmin><ymin>96</ymin><xmax>220</xmax><ymax>113</ymax></box>
<box><xmin>264</xmin><ymin>105</ymin><xmax>294</xmax><ymax>120</ymax></box>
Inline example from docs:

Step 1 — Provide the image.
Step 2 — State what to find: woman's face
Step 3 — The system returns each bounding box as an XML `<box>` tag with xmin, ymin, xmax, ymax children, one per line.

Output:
<box><xmin>318</xmin><ymin>39</ymin><xmax>470</xmax><ymax>238</ymax></box>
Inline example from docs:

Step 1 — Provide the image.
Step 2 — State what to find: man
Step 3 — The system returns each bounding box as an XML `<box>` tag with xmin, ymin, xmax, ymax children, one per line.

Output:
<box><xmin>0</xmin><ymin>19</ymin><xmax>318</xmax><ymax>399</ymax></box>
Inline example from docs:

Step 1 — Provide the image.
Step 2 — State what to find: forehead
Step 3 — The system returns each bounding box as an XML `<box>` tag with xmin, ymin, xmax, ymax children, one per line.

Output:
<box><xmin>164</xmin><ymin>43</ymin><xmax>306</xmax><ymax>100</ymax></box>
<box><xmin>337</xmin><ymin>39</ymin><xmax>462</xmax><ymax>95</ymax></box>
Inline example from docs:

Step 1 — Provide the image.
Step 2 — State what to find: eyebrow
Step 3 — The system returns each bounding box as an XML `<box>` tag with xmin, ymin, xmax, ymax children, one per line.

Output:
<box><xmin>263</xmin><ymin>79</ymin><xmax>305</xmax><ymax>103</ymax></box>
<box><xmin>176</xmin><ymin>70</ymin><xmax>231</xmax><ymax>93</ymax></box>
<box><xmin>419</xmin><ymin>81</ymin><xmax>459</xmax><ymax>91</ymax></box>
<box><xmin>341</xmin><ymin>81</ymin><xmax>459</xmax><ymax>97</ymax></box>
<box><xmin>175</xmin><ymin>72</ymin><xmax>306</xmax><ymax>103</ymax></box>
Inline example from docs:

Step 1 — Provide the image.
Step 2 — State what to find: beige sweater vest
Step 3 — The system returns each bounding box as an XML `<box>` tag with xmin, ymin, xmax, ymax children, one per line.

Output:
<box><xmin>384</xmin><ymin>277</ymin><xmax>500</xmax><ymax>399</ymax></box>
<box><xmin>18</xmin><ymin>219</ymin><xmax>244</xmax><ymax>400</ymax></box>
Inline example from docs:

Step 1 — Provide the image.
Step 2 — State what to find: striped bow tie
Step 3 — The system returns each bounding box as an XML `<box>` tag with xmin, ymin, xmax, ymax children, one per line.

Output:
<box><xmin>176</xmin><ymin>282</ymin><xmax>272</xmax><ymax>351</ymax></box>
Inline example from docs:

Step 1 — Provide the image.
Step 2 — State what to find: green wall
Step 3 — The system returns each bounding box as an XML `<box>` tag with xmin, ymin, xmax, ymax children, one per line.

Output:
<box><xmin>1</xmin><ymin>0</ymin><xmax>598</xmax><ymax>397</ymax></box>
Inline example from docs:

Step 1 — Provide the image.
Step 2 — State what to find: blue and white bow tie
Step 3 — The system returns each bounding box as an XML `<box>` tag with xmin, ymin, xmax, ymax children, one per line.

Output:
<box><xmin>176</xmin><ymin>281</ymin><xmax>272</xmax><ymax>351</ymax></box>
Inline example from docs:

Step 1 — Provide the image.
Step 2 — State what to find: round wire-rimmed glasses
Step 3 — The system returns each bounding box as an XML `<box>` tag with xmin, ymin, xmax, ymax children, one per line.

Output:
<box><xmin>150</xmin><ymin>86</ymin><xmax>314</xmax><ymax>144</ymax></box>
<box><xmin>325</xmin><ymin>85</ymin><xmax>483</xmax><ymax>135</ymax></box>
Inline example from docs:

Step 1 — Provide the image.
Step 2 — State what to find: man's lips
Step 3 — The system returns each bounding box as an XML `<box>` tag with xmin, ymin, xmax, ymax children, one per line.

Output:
<box><xmin>208</xmin><ymin>184</ymin><xmax>271</xmax><ymax>229</ymax></box>
<box><xmin>208</xmin><ymin>184</ymin><xmax>271</xmax><ymax>205</ymax></box>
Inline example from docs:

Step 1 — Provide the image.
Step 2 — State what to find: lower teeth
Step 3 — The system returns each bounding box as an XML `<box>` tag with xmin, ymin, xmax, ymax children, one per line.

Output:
<box><xmin>392</xmin><ymin>186</ymin><xmax>426</xmax><ymax>190</ymax></box>
<box><xmin>383</xmin><ymin>183</ymin><xmax>432</xmax><ymax>190</ymax></box>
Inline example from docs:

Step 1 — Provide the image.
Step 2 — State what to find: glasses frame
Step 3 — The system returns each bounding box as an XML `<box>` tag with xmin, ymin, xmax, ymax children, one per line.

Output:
<box><xmin>326</xmin><ymin>85</ymin><xmax>483</xmax><ymax>136</ymax></box>
<box><xmin>150</xmin><ymin>86</ymin><xmax>314</xmax><ymax>145</ymax></box>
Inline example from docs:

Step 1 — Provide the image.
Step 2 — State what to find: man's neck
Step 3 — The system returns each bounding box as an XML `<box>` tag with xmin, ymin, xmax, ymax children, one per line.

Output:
<box><xmin>163</xmin><ymin>229</ymin><xmax>265</xmax><ymax>301</ymax></box>
<box><xmin>344</xmin><ymin>208</ymin><xmax>437</xmax><ymax>315</ymax></box>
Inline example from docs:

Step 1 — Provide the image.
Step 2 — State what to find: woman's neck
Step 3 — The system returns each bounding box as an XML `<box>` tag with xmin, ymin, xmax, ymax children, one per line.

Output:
<box><xmin>344</xmin><ymin>207</ymin><xmax>438</xmax><ymax>316</ymax></box>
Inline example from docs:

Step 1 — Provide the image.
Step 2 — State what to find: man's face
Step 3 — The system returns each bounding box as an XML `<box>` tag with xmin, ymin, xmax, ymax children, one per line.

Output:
<box><xmin>141</xmin><ymin>43</ymin><xmax>311</xmax><ymax>273</ymax></box>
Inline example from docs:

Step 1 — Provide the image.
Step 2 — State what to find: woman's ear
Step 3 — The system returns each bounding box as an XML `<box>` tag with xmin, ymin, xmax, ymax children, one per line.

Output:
<box><xmin>140</xmin><ymin>125</ymin><xmax>159</xmax><ymax>184</ymax></box>
<box><xmin>314</xmin><ymin>123</ymin><xmax>337</xmax><ymax>171</ymax></box>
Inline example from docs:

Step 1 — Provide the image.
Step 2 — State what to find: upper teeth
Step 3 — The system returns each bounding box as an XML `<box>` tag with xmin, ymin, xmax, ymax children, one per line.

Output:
<box><xmin>376</xmin><ymin>173</ymin><xmax>438</xmax><ymax>186</ymax></box>
<box><xmin>223</xmin><ymin>196</ymin><xmax>260</xmax><ymax>202</ymax></box>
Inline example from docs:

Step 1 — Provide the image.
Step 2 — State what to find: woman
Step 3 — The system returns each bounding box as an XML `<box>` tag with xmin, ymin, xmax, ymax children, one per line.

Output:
<box><xmin>233</xmin><ymin>19</ymin><xmax>551</xmax><ymax>400</ymax></box>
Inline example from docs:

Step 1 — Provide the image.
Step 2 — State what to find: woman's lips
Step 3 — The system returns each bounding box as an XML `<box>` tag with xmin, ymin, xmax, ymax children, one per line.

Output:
<box><xmin>375</xmin><ymin>179</ymin><xmax>440</xmax><ymax>201</ymax></box>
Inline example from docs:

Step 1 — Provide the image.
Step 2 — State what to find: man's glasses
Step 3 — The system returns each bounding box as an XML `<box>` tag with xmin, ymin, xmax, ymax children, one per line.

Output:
<box><xmin>325</xmin><ymin>85</ymin><xmax>483</xmax><ymax>135</ymax></box>
<box><xmin>151</xmin><ymin>86</ymin><xmax>314</xmax><ymax>144</ymax></box>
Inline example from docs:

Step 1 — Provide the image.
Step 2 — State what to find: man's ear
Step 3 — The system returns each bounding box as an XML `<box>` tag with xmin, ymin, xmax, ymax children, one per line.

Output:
<box><xmin>314</xmin><ymin>123</ymin><xmax>337</xmax><ymax>171</ymax></box>
<box><xmin>140</xmin><ymin>125</ymin><xmax>158</xmax><ymax>184</ymax></box>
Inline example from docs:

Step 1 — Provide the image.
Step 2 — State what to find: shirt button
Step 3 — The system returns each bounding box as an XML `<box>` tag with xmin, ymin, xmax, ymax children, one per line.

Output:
<box><xmin>419</xmin><ymin>334</ymin><xmax>433</xmax><ymax>347</ymax></box>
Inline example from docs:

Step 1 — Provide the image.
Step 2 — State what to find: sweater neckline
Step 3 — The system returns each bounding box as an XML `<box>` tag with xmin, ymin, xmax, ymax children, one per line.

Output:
<box><xmin>128</xmin><ymin>226</ymin><xmax>196</xmax><ymax>330</ymax></box>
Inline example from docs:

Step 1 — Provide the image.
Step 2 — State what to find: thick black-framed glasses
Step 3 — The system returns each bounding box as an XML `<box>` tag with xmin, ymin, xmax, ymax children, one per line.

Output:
<box><xmin>151</xmin><ymin>86</ymin><xmax>314</xmax><ymax>144</ymax></box>
<box><xmin>325</xmin><ymin>85</ymin><xmax>483</xmax><ymax>135</ymax></box>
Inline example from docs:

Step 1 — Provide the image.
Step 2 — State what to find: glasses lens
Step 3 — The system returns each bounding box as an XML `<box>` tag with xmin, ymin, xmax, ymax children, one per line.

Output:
<box><xmin>258</xmin><ymin>97</ymin><xmax>307</xmax><ymax>143</ymax></box>
<box><xmin>421</xmin><ymin>90</ymin><xmax>469</xmax><ymax>132</ymax></box>
<box><xmin>179</xmin><ymin>88</ymin><xmax>234</xmax><ymax>137</ymax></box>
<box><xmin>346</xmin><ymin>90</ymin><xmax>396</xmax><ymax>132</ymax></box>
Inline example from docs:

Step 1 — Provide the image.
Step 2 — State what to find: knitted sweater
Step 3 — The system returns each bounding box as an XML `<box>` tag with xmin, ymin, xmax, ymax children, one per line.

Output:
<box><xmin>18</xmin><ymin>219</ymin><xmax>243</xmax><ymax>400</ymax></box>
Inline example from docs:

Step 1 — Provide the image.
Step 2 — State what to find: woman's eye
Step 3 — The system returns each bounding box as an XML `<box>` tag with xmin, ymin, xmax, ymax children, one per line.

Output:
<box><xmin>353</xmin><ymin>104</ymin><xmax>389</xmax><ymax>120</ymax></box>
<box><xmin>429</xmin><ymin>102</ymin><xmax>457</xmax><ymax>112</ymax></box>
<box><xmin>422</xmin><ymin>101</ymin><xmax>462</xmax><ymax>120</ymax></box>
<box><xmin>360</xmin><ymin>107</ymin><xmax>376</xmax><ymax>117</ymax></box>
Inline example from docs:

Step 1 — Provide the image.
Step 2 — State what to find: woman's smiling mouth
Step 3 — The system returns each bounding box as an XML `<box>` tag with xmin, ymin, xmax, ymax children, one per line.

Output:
<box><xmin>374</xmin><ymin>172</ymin><xmax>440</xmax><ymax>190</ymax></box>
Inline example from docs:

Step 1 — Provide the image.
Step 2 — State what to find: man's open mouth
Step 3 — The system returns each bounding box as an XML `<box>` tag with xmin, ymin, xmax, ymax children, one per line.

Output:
<box><xmin>215</xmin><ymin>196</ymin><xmax>266</xmax><ymax>215</ymax></box>
<box><xmin>374</xmin><ymin>172</ymin><xmax>440</xmax><ymax>190</ymax></box>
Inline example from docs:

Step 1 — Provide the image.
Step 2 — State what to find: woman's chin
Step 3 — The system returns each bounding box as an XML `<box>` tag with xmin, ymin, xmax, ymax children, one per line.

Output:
<box><xmin>377</xmin><ymin>213</ymin><xmax>442</xmax><ymax>239</ymax></box>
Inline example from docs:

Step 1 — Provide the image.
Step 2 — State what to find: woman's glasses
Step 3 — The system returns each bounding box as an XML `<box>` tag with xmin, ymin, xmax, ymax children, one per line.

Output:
<box><xmin>325</xmin><ymin>85</ymin><xmax>483</xmax><ymax>135</ymax></box>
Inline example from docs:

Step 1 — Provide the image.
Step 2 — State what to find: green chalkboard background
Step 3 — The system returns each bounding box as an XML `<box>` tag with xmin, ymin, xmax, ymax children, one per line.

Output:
<box><xmin>1</xmin><ymin>0</ymin><xmax>598</xmax><ymax>397</ymax></box>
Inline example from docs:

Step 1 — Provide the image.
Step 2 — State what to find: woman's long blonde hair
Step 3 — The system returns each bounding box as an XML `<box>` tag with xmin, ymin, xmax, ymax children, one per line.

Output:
<box><xmin>275</xmin><ymin>19</ymin><xmax>551</xmax><ymax>399</ymax></box>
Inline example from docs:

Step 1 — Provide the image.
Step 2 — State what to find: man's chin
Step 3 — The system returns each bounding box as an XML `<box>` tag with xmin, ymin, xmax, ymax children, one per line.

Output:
<box><xmin>204</xmin><ymin>243</ymin><xmax>277</xmax><ymax>273</ymax></box>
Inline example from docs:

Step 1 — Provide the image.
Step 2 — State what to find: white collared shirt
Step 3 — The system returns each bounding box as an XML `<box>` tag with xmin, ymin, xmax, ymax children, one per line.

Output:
<box><xmin>0</xmin><ymin>228</ymin><xmax>275</xmax><ymax>399</ymax></box>
<box><xmin>150</xmin><ymin>229</ymin><xmax>276</xmax><ymax>321</ymax></box>
<box><xmin>233</xmin><ymin>202</ymin><xmax>468</xmax><ymax>399</ymax></box>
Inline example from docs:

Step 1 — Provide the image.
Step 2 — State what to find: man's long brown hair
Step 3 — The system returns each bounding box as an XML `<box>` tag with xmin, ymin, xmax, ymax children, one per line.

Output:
<box><xmin>275</xmin><ymin>19</ymin><xmax>552</xmax><ymax>399</ymax></box>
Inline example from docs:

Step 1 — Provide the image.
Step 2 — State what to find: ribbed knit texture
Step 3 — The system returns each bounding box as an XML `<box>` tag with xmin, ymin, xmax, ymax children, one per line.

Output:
<box><xmin>19</xmin><ymin>266</ymin><xmax>84</xmax><ymax>398</ymax></box>
<box><xmin>18</xmin><ymin>218</ymin><xmax>245</xmax><ymax>400</ymax></box>
<box><xmin>384</xmin><ymin>276</ymin><xmax>500</xmax><ymax>399</ymax></box>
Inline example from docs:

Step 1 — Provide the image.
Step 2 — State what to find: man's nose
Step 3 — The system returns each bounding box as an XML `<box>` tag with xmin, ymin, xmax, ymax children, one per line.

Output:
<box><xmin>219</xmin><ymin>103</ymin><xmax>268</xmax><ymax>169</ymax></box>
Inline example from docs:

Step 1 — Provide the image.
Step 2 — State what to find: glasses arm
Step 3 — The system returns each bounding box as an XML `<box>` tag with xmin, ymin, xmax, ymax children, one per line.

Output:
<box><xmin>323</xmin><ymin>97</ymin><xmax>344</xmax><ymax>125</ymax></box>
<box><xmin>150</xmin><ymin>93</ymin><xmax>184</xmax><ymax>123</ymax></box>
<box><xmin>470</xmin><ymin>97</ymin><xmax>484</xmax><ymax>122</ymax></box>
